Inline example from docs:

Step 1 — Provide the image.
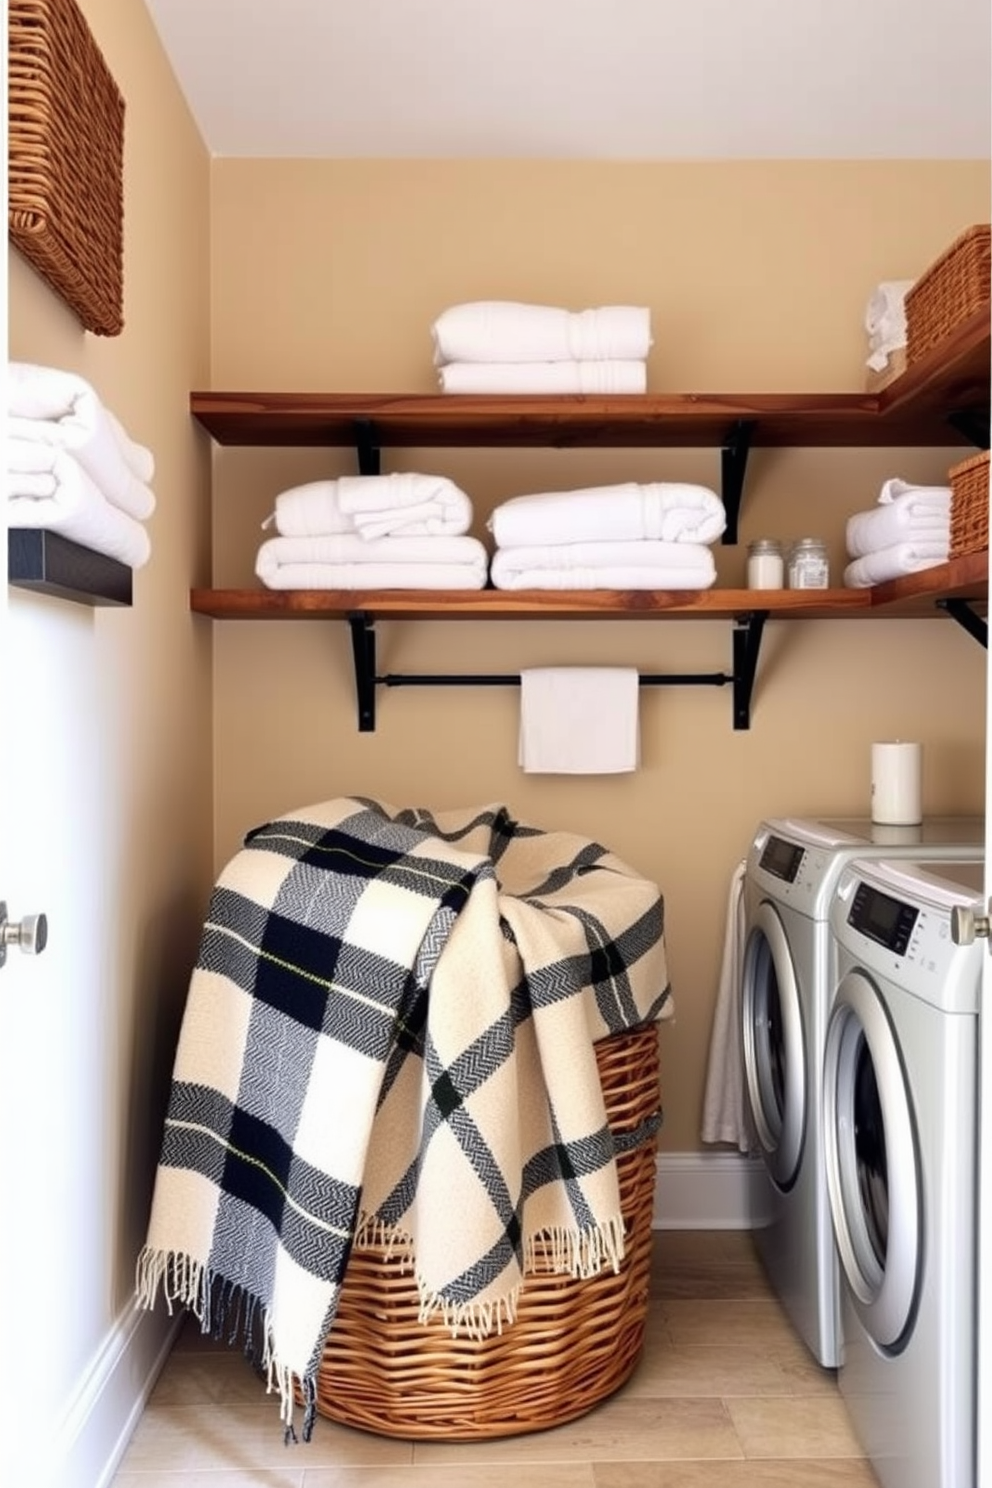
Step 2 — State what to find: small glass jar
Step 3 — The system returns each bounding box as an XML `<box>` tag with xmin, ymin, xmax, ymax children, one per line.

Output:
<box><xmin>746</xmin><ymin>538</ymin><xmax>785</xmax><ymax>589</ymax></box>
<box><xmin>788</xmin><ymin>537</ymin><xmax>830</xmax><ymax>589</ymax></box>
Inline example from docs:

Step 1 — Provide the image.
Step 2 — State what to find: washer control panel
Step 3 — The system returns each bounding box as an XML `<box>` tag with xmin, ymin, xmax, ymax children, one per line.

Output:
<box><xmin>831</xmin><ymin>857</ymin><xmax>984</xmax><ymax>1013</ymax></box>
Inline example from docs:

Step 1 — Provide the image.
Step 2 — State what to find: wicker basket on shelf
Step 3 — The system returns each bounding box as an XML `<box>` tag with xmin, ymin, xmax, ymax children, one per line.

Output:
<box><xmin>309</xmin><ymin>1019</ymin><xmax>661</xmax><ymax>1441</ymax></box>
<box><xmin>8</xmin><ymin>0</ymin><xmax>125</xmax><ymax>335</ymax></box>
<box><xmin>905</xmin><ymin>225</ymin><xmax>991</xmax><ymax>365</ymax></box>
<box><xmin>948</xmin><ymin>450</ymin><xmax>990</xmax><ymax>560</ymax></box>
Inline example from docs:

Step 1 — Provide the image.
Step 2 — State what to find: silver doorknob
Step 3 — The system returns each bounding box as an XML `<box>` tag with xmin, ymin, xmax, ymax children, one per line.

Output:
<box><xmin>0</xmin><ymin>900</ymin><xmax>49</xmax><ymax>968</ymax></box>
<box><xmin>950</xmin><ymin>904</ymin><xmax>991</xmax><ymax>946</ymax></box>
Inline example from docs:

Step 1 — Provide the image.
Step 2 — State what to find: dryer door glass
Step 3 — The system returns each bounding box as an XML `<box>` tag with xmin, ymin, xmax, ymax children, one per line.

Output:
<box><xmin>741</xmin><ymin>903</ymin><xmax>805</xmax><ymax>1189</ymax></box>
<box><xmin>853</xmin><ymin>1037</ymin><xmax>887</xmax><ymax>1268</ymax></box>
<box><xmin>823</xmin><ymin>971</ymin><xmax>919</xmax><ymax>1350</ymax></box>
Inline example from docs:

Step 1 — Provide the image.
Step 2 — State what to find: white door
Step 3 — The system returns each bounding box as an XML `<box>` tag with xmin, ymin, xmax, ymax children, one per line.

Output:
<box><xmin>980</xmin><ymin>610</ymin><xmax>992</xmax><ymax>1488</ymax></box>
<box><xmin>0</xmin><ymin>527</ymin><xmax>61</xmax><ymax>1484</ymax></box>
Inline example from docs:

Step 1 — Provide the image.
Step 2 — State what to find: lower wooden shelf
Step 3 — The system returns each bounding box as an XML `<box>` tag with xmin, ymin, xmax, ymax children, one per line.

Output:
<box><xmin>189</xmin><ymin>551</ymin><xmax>987</xmax><ymax>622</ymax></box>
<box><xmin>188</xmin><ymin>551</ymin><xmax>987</xmax><ymax>734</ymax></box>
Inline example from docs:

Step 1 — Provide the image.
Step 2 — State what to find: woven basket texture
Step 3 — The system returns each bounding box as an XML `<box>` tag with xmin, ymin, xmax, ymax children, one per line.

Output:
<box><xmin>905</xmin><ymin>225</ymin><xmax>991</xmax><ymax>365</ymax></box>
<box><xmin>8</xmin><ymin>0</ymin><xmax>125</xmax><ymax>335</ymax></box>
<box><xmin>949</xmin><ymin>450</ymin><xmax>990</xmax><ymax>560</ymax></box>
<box><xmin>310</xmin><ymin>1020</ymin><xmax>662</xmax><ymax>1440</ymax></box>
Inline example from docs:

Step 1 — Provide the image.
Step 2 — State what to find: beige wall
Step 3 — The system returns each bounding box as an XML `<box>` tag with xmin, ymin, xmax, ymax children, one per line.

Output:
<box><xmin>6</xmin><ymin>0</ymin><xmax>212</xmax><ymax>1472</ymax></box>
<box><xmin>207</xmin><ymin>159</ymin><xmax>988</xmax><ymax>1154</ymax></box>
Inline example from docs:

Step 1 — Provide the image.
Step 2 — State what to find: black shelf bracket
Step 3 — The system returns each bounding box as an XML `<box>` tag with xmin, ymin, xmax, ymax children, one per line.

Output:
<box><xmin>346</xmin><ymin>610</ymin><xmax>770</xmax><ymax>732</ymax></box>
<box><xmin>353</xmin><ymin>418</ymin><xmax>381</xmax><ymax>476</ymax></box>
<box><xmin>936</xmin><ymin>597</ymin><xmax>988</xmax><ymax>649</ymax></box>
<box><xmin>946</xmin><ymin>407</ymin><xmax>990</xmax><ymax>451</ymax></box>
<box><xmin>349</xmin><ymin>613</ymin><xmax>378</xmax><ymax>730</ymax></box>
<box><xmin>731</xmin><ymin>610</ymin><xmax>769</xmax><ymax>730</ymax></box>
<box><xmin>720</xmin><ymin>420</ymin><xmax>756</xmax><ymax>545</ymax></box>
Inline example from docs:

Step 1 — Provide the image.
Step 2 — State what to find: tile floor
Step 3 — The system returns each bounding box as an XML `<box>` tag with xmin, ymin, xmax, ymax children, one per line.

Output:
<box><xmin>111</xmin><ymin>1229</ymin><xmax>879</xmax><ymax>1487</ymax></box>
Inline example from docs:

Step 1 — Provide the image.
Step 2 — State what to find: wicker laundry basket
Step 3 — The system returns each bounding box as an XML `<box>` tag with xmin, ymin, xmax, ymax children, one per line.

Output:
<box><xmin>311</xmin><ymin>1019</ymin><xmax>661</xmax><ymax>1440</ymax></box>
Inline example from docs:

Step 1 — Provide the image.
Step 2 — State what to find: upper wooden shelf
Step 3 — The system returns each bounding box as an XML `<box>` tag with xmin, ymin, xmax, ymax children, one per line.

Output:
<box><xmin>190</xmin><ymin>307</ymin><xmax>990</xmax><ymax>450</ymax></box>
<box><xmin>190</xmin><ymin>552</ymin><xmax>988</xmax><ymax>622</ymax></box>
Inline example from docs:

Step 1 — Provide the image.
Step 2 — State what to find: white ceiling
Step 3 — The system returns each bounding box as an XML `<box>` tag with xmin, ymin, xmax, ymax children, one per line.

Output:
<box><xmin>144</xmin><ymin>0</ymin><xmax>991</xmax><ymax>160</ymax></box>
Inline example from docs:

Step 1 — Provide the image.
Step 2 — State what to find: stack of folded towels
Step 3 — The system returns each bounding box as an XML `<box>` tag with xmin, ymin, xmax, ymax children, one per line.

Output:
<box><xmin>431</xmin><ymin>301</ymin><xmax>652</xmax><ymax>394</ymax></box>
<box><xmin>843</xmin><ymin>476</ymin><xmax>952</xmax><ymax>587</ymax></box>
<box><xmin>6</xmin><ymin>362</ymin><xmax>155</xmax><ymax>569</ymax></box>
<box><xmin>488</xmin><ymin>480</ymin><xmax>725</xmax><ymax>590</ymax></box>
<box><xmin>255</xmin><ymin>472</ymin><xmax>489</xmax><ymax>589</ymax></box>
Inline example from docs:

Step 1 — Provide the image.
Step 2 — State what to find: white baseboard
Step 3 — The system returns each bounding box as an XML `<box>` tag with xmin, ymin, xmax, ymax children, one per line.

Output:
<box><xmin>652</xmin><ymin>1150</ymin><xmax>772</xmax><ymax>1230</ymax></box>
<box><xmin>49</xmin><ymin>1301</ymin><xmax>180</xmax><ymax>1488</ymax></box>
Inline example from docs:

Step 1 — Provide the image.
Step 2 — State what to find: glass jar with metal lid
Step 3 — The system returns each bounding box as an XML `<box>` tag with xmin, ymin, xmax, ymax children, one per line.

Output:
<box><xmin>788</xmin><ymin>537</ymin><xmax>830</xmax><ymax>589</ymax></box>
<box><xmin>746</xmin><ymin>538</ymin><xmax>785</xmax><ymax>589</ymax></box>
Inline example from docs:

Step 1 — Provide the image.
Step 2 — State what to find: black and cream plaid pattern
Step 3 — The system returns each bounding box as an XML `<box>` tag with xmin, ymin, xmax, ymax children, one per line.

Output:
<box><xmin>137</xmin><ymin>798</ymin><xmax>671</xmax><ymax>1437</ymax></box>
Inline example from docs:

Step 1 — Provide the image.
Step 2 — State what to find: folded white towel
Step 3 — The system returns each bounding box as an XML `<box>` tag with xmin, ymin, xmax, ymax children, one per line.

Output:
<box><xmin>266</xmin><ymin>473</ymin><xmax>473</xmax><ymax>541</ymax></box>
<box><xmin>877</xmin><ymin>477</ymin><xmax>953</xmax><ymax>506</ymax></box>
<box><xmin>489</xmin><ymin>482</ymin><xmax>725</xmax><ymax>548</ymax></box>
<box><xmin>432</xmin><ymin>302</ymin><xmax>652</xmax><ymax>367</ymax></box>
<box><xmin>7</xmin><ymin>362</ymin><xmax>156</xmax><ymax>520</ymax></box>
<box><xmin>518</xmin><ymin>668</ymin><xmax>640</xmax><ymax>775</ymax></box>
<box><xmin>438</xmin><ymin>360</ymin><xmax>648</xmax><ymax>395</ymax></box>
<box><xmin>701</xmin><ymin>860</ymin><xmax>757</xmax><ymax>1154</ymax></box>
<box><xmin>255</xmin><ymin>534</ymin><xmax>489</xmax><ymax>590</ymax></box>
<box><xmin>6</xmin><ymin>446</ymin><xmax>151</xmax><ymax>569</ymax></box>
<box><xmin>845</xmin><ymin>490</ymin><xmax>951</xmax><ymax>558</ymax></box>
<box><xmin>843</xmin><ymin>542</ymin><xmax>949</xmax><ymax>587</ymax></box>
<box><xmin>490</xmin><ymin>539</ymin><xmax>716</xmax><ymax>591</ymax></box>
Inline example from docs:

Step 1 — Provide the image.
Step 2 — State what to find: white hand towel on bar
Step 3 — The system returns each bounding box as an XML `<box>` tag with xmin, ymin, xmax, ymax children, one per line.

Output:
<box><xmin>6</xmin><ymin>446</ymin><xmax>151</xmax><ymax>569</ymax></box>
<box><xmin>845</xmin><ymin>494</ymin><xmax>950</xmax><ymax>558</ymax></box>
<box><xmin>489</xmin><ymin>482</ymin><xmax>725</xmax><ymax>548</ymax></box>
<box><xmin>519</xmin><ymin>667</ymin><xmax>640</xmax><ymax>775</ymax></box>
<box><xmin>490</xmin><ymin>539</ymin><xmax>716</xmax><ymax>591</ymax></box>
<box><xmin>7</xmin><ymin>361</ymin><xmax>156</xmax><ymax>519</ymax></box>
<box><xmin>432</xmin><ymin>302</ymin><xmax>652</xmax><ymax>366</ymax></box>
<box><xmin>843</xmin><ymin>541</ymin><xmax>949</xmax><ymax>587</ymax></box>
<box><xmin>438</xmin><ymin>360</ymin><xmax>647</xmax><ymax>395</ymax></box>
<box><xmin>701</xmin><ymin>860</ymin><xmax>757</xmax><ymax>1154</ymax></box>
<box><xmin>255</xmin><ymin>533</ymin><xmax>489</xmax><ymax>590</ymax></box>
<box><xmin>267</xmin><ymin>473</ymin><xmax>473</xmax><ymax>540</ymax></box>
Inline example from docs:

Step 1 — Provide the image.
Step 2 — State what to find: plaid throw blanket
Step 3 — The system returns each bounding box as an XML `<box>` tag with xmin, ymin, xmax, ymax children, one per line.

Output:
<box><xmin>136</xmin><ymin>798</ymin><xmax>671</xmax><ymax>1437</ymax></box>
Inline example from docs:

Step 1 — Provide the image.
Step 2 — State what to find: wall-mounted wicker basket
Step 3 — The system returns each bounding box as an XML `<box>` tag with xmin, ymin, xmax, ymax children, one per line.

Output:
<box><xmin>948</xmin><ymin>450</ymin><xmax>990</xmax><ymax>560</ymax></box>
<box><xmin>905</xmin><ymin>224</ymin><xmax>991</xmax><ymax>366</ymax></box>
<box><xmin>308</xmin><ymin>1020</ymin><xmax>661</xmax><ymax>1440</ymax></box>
<box><xmin>8</xmin><ymin>0</ymin><xmax>125</xmax><ymax>336</ymax></box>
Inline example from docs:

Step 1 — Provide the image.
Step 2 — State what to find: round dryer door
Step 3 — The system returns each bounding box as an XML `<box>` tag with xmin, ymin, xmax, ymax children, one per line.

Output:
<box><xmin>823</xmin><ymin>970</ymin><xmax>920</xmax><ymax>1351</ymax></box>
<box><xmin>740</xmin><ymin>900</ymin><xmax>805</xmax><ymax>1189</ymax></box>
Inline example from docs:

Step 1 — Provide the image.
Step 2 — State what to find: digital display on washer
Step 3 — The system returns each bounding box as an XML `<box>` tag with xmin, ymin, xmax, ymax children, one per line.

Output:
<box><xmin>848</xmin><ymin>882</ymin><xmax>919</xmax><ymax>954</ymax></box>
<box><xmin>758</xmin><ymin>836</ymin><xmax>804</xmax><ymax>882</ymax></box>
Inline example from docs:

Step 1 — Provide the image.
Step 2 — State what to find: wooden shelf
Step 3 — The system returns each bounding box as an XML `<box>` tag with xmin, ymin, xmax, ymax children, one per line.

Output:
<box><xmin>190</xmin><ymin>553</ymin><xmax>987</xmax><ymax>623</ymax></box>
<box><xmin>190</xmin><ymin>307</ymin><xmax>989</xmax><ymax>451</ymax></box>
<box><xmin>188</xmin><ymin>297</ymin><xmax>988</xmax><ymax>730</ymax></box>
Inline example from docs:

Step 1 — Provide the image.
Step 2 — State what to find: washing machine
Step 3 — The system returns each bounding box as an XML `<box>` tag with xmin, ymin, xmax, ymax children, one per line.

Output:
<box><xmin>740</xmin><ymin>815</ymin><xmax>984</xmax><ymax>1368</ymax></box>
<box><xmin>822</xmin><ymin>855</ymin><xmax>984</xmax><ymax>1488</ymax></box>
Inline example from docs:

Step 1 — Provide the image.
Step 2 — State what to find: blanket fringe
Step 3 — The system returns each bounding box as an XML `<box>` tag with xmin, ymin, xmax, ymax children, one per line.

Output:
<box><xmin>524</xmin><ymin>1213</ymin><xmax>627</xmax><ymax>1278</ymax></box>
<box><xmin>353</xmin><ymin>1211</ymin><xmax>416</xmax><ymax>1267</ymax></box>
<box><xmin>416</xmin><ymin>1280</ymin><xmax>523</xmax><ymax>1339</ymax></box>
<box><xmin>136</xmin><ymin>1245</ymin><xmax>308</xmax><ymax>1441</ymax></box>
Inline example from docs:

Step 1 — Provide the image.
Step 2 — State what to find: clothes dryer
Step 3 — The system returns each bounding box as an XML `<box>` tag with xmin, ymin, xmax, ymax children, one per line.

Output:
<box><xmin>822</xmin><ymin>856</ymin><xmax>984</xmax><ymax>1488</ymax></box>
<box><xmin>740</xmin><ymin>815</ymin><xmax>983</xmax><ymax>1367</ymax></box>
